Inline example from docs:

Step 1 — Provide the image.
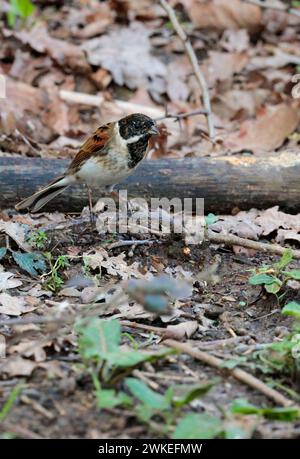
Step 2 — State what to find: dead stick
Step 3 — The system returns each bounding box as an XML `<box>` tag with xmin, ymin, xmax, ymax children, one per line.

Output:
<box><xmin>159</xmin><ymin>0</ymin><xmax>215</xmax><ymax>138</ymax></box>
<box><xmin>60</xmin><ymin>90</ymin><xmax>164</xmax><ymax>119</ymax></box>
<box><xmin>244</xmin><ymin>0</ymin><xmax>300</xmax><ymax>17</ymax></box>
<box><xmin>121</xmin><ymin>321</ymin><xmax>297</xmax><ymax>407</ymax></box>
<box><xmin>121</xmin><ymin>320</ymin><xmax>167</xmax><ymax>335</ymax></box>
<box><xmin>0</xmin><ymin>421</ymin><xmax>43</xmax><ymax>439</ymax></box>
<box><xmin>155</xmin><ymin>108</ymin><xmax>209</xmax><ymax>122</ymax></box>
<box><xmin>208</xmin><ymin>231</ymin><xmax>300</xmax><ymax>260</ymax></box>
<box><xmin>164</xmin><ymin>339</ymin><xmax>298</xmax><ymax>408</ymax></box>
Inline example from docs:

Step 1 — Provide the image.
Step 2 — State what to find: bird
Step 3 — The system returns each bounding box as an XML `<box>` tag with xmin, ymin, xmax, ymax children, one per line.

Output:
<box><xmin>15</xmin><ymin>113</ymin><xmax>159</xmax><ymax>213</ymax></box>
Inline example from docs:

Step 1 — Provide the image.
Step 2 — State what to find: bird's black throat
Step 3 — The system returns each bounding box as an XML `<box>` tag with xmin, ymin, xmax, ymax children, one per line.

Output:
<box><xmin>127</xmin><ymin>135</ymin><xmax>150</xmax><ymax>168</ymax></box>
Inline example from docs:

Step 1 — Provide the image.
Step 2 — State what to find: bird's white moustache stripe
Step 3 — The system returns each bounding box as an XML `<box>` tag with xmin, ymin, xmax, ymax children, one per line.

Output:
<box><xmin>126</xmin><ymin>134</ymin><xmax>144</xmax><ymax>144</ymax></box>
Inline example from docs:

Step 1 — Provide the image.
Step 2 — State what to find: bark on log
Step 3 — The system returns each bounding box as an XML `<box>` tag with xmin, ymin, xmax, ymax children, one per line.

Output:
<box><xmin>0</xmin><ymin>152</ymin><xmax>299</xmax><ymax>213</ymax></box>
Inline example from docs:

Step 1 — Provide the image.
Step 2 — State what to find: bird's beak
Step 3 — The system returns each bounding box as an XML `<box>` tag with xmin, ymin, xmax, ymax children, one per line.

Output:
<box><xmin>149</xmin><ymin>125</ymin><xmax>159</xmax><ymax>136</ymax></box>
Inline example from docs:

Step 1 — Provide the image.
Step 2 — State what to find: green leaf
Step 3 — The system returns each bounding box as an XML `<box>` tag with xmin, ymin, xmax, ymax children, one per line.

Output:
<box><xmin>95</xmin><ymin>389</ymin><xmax>131</xmax><ymax>409</ymax></box>
<box><xmin>78</xmin><ymin>318</ymin><xmax>121</xmax><ymax>362</ymax></box>
<box><xmin>109</xmin><ymin>347</ymin><xmax>171</xmax><ymax>368</ymax></box>
<box><xmin>230</xmin><ymin>398</ymin><xmax>260</xmax><ymax>415</ymax></box>
<box><xmin>283</xmin><ymin>270</ymin><xmax>300</xmax><ymax>280</ymax></box>
<box><xmin>125</xmin><ymin>378</ymin><xmax>171</xmax><ymax>410</ymax></box>
<box><xmin>172</xmin><ymin>413</ymin><xmax>222</xmax><ymax>439</ymax></box>
<box><xmin>78</xmin><ymin>317</ymin><xmax>171</xmax><ymax>368</ymax></box>
<box><xmin>275</xmin><ymin>250</ymin><xmax>293</xmax><ymax>271</ymax></box>
<box><xmin>249</xmin><ymin>273</ymin><xmax>278</xmax><ymax>286</ymax></box>
<box><xmin>12</xmin><ymin>251</ymin><xmax>46</xmax><ymax>276</ymax></box>
<box><xmin>7</xmin><ymin>0</ymin><xmax>35</xmax><ymax>27</ymax></box>
<box><xmin>262</xmin><ymin>406</ymin><xmax>299</xmax><ymax>421</ymax></box>
<box><xmin>0</xmin><ymin>248</ymin><xmax>7</xmax><ymax>261</ymax></box>
<box><xmin>282</xmin><ymin>302</ymin><xmax>300</xmax><ymax>320</ymax></box>
<box><xmin>0</xmin><ymin>383</ymin><xmax>22</xmax><ymax>422</ymax></box>
<box><xmin>265</xmin><ymin>280</ymin><xmax>282</xmax><ymax>294</ymax></box>
<box><xmin>172</xmin><ymin>381</ymin><xmax>215</xmax><ymax>408</ymax></box>
<box><xmin>230</xmin><ymin>398</ymin><xmax>299</xmax><ymax>421</ymax></box>
<box><xmin>9</xmin><ymin>0</ymin><xmax>35</xmax><ymax>18</ymax></box>
<box><xmin>108</xmin><ymin>350</ymin><xmax>154</xmax><ymax>367</ymax></box>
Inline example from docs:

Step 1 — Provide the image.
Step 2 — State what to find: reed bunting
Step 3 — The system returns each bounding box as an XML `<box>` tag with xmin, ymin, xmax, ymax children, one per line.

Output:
<box><xmin>15</xmin><ymin>113</ymin><xmax>159</xmax><ymax>213</ymax></box>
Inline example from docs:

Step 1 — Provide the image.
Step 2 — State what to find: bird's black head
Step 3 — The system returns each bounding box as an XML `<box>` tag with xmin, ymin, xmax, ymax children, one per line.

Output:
<box><xmin>118</xmin><ymin>113</ymin><xmax>159</xmax><ymax>141</ymax></box>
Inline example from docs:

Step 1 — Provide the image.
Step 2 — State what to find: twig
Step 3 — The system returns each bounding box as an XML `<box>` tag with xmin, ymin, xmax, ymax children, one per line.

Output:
<box><xmin>159</xmin><ymin>0</ymin><xmax>215</xmax><ymax>138</ymax></box>
<box><xmin>155</xmin><ymin>108</ymin><xmax>209</xmax><ymax>122</ymax></box>
<box><xmin>107</xmin><ymin>239</ymin><xmax>156</xmax><ymax>250</ymax></box>
<box><xmin>208</xmin><ymin>230</ymin><xmax>300</xmax><ymax>260</ymax></box>
<box><xmin>244</xmin><ymin>0</ymin><xmax>300</xmax><ymax>17</ymax></box>
<box><xmin>121</xmin><ymin>320</ymin><xmax>167</xmax><ymax>335</ymax></box>
<box><xmin>164</xmin><ymin>339</ymin><xmax>298</xmax><ymax>408</ymax></box>
<box><xmin>0</xmin><ymin>421</ymin><xmax>43</xmax><ymax>439</ymax></box>
<box><xmin>20</xmin><ymin>395</ymin><xmax>55</xmax><ymax>420</ymax></box>
<box><xmin>249</xmin><ymin>309</ymin><xmax>281</xmax><ymax>322</ymax></box>
<box><xmin>60</xmin><ymin>90</ymin><xmax>165</xmax><ymax>119</ymax></box>
<box><xmin>121</xmin><ymin>320</ymin><xmax>297</xmax><ymax>407</ymax></box>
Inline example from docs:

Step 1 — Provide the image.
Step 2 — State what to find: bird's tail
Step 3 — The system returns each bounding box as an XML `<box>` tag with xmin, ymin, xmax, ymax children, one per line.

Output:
<box><xmin>15</xmin><ymin>175</ymin><xmax>72</xmax><ymax>213</ymax></box>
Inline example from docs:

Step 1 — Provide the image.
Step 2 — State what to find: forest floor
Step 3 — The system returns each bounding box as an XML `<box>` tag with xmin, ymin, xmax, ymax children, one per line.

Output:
<box><xmin>0</xmin><ymin>0</ymin><xmax>300</xmax><ymax>439</ymax></box>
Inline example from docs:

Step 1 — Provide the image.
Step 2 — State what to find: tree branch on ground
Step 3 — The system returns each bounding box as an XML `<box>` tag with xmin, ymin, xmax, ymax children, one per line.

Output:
<box><xmin>207</xmin><ymin>231</ymin><xmax>300</xmax><ymax>260</ymax></box>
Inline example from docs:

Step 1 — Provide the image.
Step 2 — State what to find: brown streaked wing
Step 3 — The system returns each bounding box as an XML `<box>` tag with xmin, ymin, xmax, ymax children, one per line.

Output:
<box><xmin>67</xmin><ymin>123</ymin><xmax>112</xmax><ymax>173</ymax></box>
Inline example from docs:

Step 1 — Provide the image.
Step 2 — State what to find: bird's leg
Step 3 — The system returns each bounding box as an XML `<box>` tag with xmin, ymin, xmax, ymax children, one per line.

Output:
<box><xmin>110</xmin><ymin>189</ymin><xmax>133</xmax><ymax>215</ymax></box>
<box><xmin>87</xmin><ymin>187</ymin><xmax>95</xmax><ymax>225</ymax></box>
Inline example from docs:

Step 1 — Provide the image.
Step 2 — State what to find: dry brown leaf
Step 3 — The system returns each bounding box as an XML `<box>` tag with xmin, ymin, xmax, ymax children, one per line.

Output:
<box><xmin>182</xmin><ymin>0</ymin><xmax>262</xmax><ymax>32</ymax></box>
<box><xmin>248</xmin><ymin>47</ymin><xmax>300</xmax><ymax>71</ymax></box>
<box><xmin>69</xmin><ymin>3</ymin><xmax>113</xmax><ymax>38</ymax></box>
<box><xmin>166</xmin><ymin>58</ymin><xmax>190</xmax><ymax>102</ymax></box>
<box><xmin>221</xmin><ymin>29</ymin><xmax>250</xmax><ymax>52</ymax></box>
<box><xmin>26</xmin><ymin>285</ymin><xmax>52</xmax><ymax>298</ymax></box>
<box><xmin>0</xmin><ymin>221</ymin><xmax>31</xmax><ymax>252</ymax></box>
<box><xmin>4</xmin><ymin>25</ymin><xmax>89</xmax><ymax>72</ymax></box>
<box><xmin>59</xmin><ymin>287</ymin><xmax>82</xmax><ymax>298</ymax></box>
<box><xmin>84</xmin><ymin>248</ymin><xmax>144</xmax><ymax>280</ymax></box>
<box><xmin>213</xmin><ymin>89</ymin><xmax>269</xmax><ymax>120</ymax></box>
<box><xmin>162</xmin><ymin>320</ymin><xmax>198</xmax><ymax>341</ymax></box>
<box><xmin>276</xmin><ymin>229</ymin><xmax>300</xmax><ymax>244</ymax></box>
<box><xmin>82</xmin><ymin>22</ymin><xmax>166</xmax><ymax>99</ymax></box>
<box><xmin>0</xmin><ymin>272</ymin><xmax>22</xmax><ymax>291</ymax></box>
<box><xmin>1</xmin><ymin>355</ymin><xmax>37</xmax><ymax>376</ymax></box>
<box><xmin>224</xmin><ymin>103</ymin><xmax>300</xmax><ymax>152</ymax></box>
<box><xmin>256</xmin><ymin>206</ymin><xmax>300</xmax><ymax>236</ymax></box>
<box><xmin>0</xmin><ymin>293</ymin><xmax>39</xmax><ymax>316</ymax></box>
<box><xmin>0</xmin><ymin>78</ymin><xmax>44</xmax><ymax>136</ymax></box>
<box><xmin>9</xmin><ymin>340</ymin><xmax>47</xmax><ymax>362</ymax></box>
<box><xmin>210</xmin><ymin>206</ymin><xmax>300</xmax><ymax>243</ymax></box>
<box><xmin>204</xmin><ymin>51</ymin><xmax>249</xmax><ymax>86</ymax></box>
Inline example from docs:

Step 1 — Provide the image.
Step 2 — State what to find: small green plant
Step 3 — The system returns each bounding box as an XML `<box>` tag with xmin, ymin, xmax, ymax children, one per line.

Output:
<box><xmin>76</xmin><ymin>317</ymin><xmax>251</xmax><ymax>438</ymax></box>
<box><xmin>0</xmin><ymin>384</ymin><xmax>22</xmax><ymax>423</ymax></box>
<box><xmin>253</xmin><ymin>301</ymin><xmax>300</xmax><ymax>377</ymax></box>
<box><xmin>44</xmin><ymin>253</ymin><xmax>69</xmax><ymax>292</ymax></box>
<box><xmin>230</xmin><ymin>398</ymin><xmax>299</xmax><ymax>421</ymax></box>
<box><xmin>77</xmin><ymin>317</ymin><xmax>171</xmax><ymax>386</ymax></box>
<box><xmin>125</xmin><ymin>377</ymin><xmax>216</xmax><ymax>436</ymax></box>
<box><xmin>28</xmin><ymin>231</ymin><xmax>48</xmax><ymax>250</ymax></box>
<box><xmin>7</xmin><ymin>0</ymin><xmax>35</xmax><ymax>27</ymax></box>
<box><xmin>248</xmin><ymin>250</ymin><xmax>300</xmax><ymax>297</ymax></box>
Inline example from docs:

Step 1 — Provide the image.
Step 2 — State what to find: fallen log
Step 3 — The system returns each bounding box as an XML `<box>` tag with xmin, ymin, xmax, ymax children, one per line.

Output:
<box><xmin>0</xmin><ymin>151</ymin><xmax>299</xmax><ymax>213</ymax></box>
